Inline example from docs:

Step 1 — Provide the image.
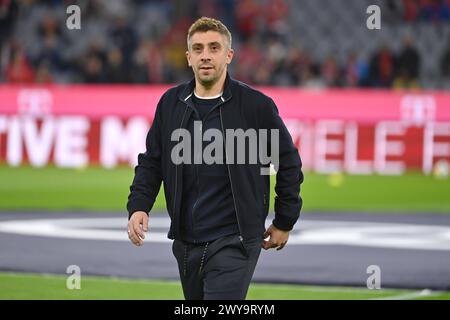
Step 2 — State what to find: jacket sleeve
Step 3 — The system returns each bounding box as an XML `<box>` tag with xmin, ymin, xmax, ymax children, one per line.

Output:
<box><xmin>126</xmin><ymin>97</ymin><xmax>164</xmax><ymax>220</ymax></box>
<box><xmin>264</xmin><ymin>98</ymin><xmax>304</xmax><ymax>231</ymax></box>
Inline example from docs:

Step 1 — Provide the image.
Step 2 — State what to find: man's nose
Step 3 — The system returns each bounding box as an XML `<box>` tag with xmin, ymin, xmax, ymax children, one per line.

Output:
<box><xmin>200</xmin><ymin>51</ymin><xmax>211</xmax><ymax>61</ymax></box>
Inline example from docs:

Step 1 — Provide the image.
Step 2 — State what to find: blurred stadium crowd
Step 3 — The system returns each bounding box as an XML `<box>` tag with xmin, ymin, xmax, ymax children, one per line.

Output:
<box><xmin>1</xmin><ymin>0</ymin><xmax>450</xmax><ymax>89</ymax></box>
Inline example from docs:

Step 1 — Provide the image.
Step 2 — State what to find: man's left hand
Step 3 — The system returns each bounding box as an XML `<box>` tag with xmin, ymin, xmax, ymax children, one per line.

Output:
<box><xmin>262</xmin><ymin>224</ymin><xmax>289</xmax><ymax>251</ymax></box>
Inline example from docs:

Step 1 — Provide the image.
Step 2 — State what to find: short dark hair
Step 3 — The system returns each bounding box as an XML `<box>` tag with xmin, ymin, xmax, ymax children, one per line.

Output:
<box><xmin>187</xmin><ymin>17</ymin><xmax>232</xmax><ymax>49</ymax></box>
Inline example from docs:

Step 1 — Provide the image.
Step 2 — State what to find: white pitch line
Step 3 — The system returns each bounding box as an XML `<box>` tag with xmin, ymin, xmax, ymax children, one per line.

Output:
<box><xmin>371</xmin><ymin>289</ymin><xmax>442</xmax><ymax>300</ymax></box>
<box><xmin>1</xmin><ymin>217</ymin><xmax>450</xmax><ymax>250</ymax></box>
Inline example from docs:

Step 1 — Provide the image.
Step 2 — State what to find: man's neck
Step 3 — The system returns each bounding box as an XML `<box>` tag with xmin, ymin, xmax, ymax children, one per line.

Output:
<box><xmin>194</xmin><ymin>72</ymin><xmax>226</xmax><ymax>97</ymax></box>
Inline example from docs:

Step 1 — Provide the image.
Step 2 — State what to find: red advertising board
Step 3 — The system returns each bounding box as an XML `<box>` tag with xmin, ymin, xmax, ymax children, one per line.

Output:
<box><xmin>0</xmin><ymin>85</ymin><xmax>449</xmax><ymax>175</ymax></box>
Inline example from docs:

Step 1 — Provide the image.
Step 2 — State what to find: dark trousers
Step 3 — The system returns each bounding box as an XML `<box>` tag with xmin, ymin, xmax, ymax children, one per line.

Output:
<box><xmin>172</xmin><ymin>233</ymin><xmax>262</xmax><ymax>300</ymax></box>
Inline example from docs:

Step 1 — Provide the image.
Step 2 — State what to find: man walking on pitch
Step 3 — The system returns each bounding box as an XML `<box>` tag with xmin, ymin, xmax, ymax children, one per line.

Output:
<box><xmin>127</xmin><ymin>17</ymin><xmax>303</xmax><ymax>300</ymax></box>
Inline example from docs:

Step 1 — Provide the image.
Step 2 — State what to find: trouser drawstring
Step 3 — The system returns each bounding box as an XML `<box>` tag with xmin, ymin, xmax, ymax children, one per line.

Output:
<box><xmin>183</xmin><ymin>244</ymin><xmax>188</xmax><ymax>276</ymax></box>
<box><xmin>182</xmin><ymin>241</ymin><xmax>210</xmax><ymax>276</ymax></box>
<box><xmin>199</xmin><ymin>242</ymin><xmax>209</xmax><ymax>274</ymax></box>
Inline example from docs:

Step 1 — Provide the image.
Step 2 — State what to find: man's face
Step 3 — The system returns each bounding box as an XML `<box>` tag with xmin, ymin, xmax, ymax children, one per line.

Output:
<box><xmin>186</xmin><ymin>31</ymin><xmax>234</xmax><ymax>87</ymax></box>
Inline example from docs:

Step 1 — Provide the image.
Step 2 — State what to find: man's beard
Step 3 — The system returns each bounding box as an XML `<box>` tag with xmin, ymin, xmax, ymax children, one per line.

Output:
<box><xmin>198</xmin><ymin>73</ymin><xmax>216</xmax><ymax>87</ymax></box>
<box><xmin>197</xmin><ymin>67</ymin><xmax>222</xmax><ymax>87</ymax></box>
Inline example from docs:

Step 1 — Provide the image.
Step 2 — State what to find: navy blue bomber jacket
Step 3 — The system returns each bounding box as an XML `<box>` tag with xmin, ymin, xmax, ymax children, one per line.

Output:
<box><xmin>127</xmin><ymin>73</ymin><xmax>304</xmax><ymax>241</ymax></box>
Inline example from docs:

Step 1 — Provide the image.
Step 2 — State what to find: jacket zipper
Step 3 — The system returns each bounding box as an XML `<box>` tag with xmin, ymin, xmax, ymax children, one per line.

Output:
<box><xmin>219</xmin><ymin>106</ymin><xmax>244</xmax><ymax>241</ymax></box>
<box><xmin>192</xmin><ymin>116</ymin><xmax>201</xmax><ymax>235</ymax></box>
<box><xmin>172</xmin><ymin>106</ymin><xmax>188</xmax><ymax>237</ymax></box>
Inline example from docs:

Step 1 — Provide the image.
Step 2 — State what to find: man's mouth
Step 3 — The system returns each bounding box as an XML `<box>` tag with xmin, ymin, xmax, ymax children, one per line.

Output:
<box><xmin>200</xmin><ymin>66</ymin><xmax>214</xmax><ymax>70</ymax></box>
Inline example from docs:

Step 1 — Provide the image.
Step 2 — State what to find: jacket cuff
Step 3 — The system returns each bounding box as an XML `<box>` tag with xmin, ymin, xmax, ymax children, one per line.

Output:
<box><xmin>127</xmin><ymin>200</ymin><xmax>151</xmax><ymax>220</ymax></box>
<box><xmin>272</xmin><ymin>214</ymin><xmax>297</xmax><ymax>231</ymax></box>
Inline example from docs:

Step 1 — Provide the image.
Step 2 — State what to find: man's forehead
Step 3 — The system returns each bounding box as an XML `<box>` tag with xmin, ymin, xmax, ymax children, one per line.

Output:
<box><xmin>190</xmin><ymin>31</ymin><xmax>227</xmax><ymax>45</ymax></box>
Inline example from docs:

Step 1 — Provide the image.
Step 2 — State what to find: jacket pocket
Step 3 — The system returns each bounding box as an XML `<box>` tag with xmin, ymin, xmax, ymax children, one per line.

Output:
<box><xmin>263</xmin><ymin>189</ymin><xmax>269</xmax><ymax>214</ymax></box>
<box><xmin>237</xmin><ymin>236</ymin><xmax>249</xmax><ymax>258</ymax></box>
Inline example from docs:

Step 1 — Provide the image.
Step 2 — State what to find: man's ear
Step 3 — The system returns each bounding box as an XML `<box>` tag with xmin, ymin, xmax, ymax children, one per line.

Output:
<box><xmin>186</xmin><ymin>51</ymin><xmax>191</xmax><ymax>67</ymax></box>
<box><xmin>226</xmin><ymin>48</ymin><xmax>234</xmax><ymax>64</ymax></box>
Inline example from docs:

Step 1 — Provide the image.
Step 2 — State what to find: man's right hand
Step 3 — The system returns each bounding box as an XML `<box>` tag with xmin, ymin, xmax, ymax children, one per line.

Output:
<box><xmin>127</xmin><ymin>211</ymin><xmax>149</xmax><ymax>246</ymax></box>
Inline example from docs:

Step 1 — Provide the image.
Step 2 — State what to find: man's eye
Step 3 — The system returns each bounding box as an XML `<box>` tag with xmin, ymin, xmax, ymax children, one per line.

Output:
<box><xmin>211</xmin><ymin>46</ymin><xmax>218</xmax><ymax>51</ymax></box>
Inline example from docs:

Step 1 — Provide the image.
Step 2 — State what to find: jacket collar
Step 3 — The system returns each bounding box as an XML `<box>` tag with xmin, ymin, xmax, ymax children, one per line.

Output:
<box><xmin>178</xmin><ymin>72</ymin><xmax>233</xmax><ymax>103</ymax></box>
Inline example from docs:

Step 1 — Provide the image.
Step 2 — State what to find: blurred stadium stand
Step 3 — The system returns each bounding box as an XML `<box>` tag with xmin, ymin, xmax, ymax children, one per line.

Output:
<box><xmin>1</xmin><ymin>0</ymin><xmax>450</xmax><ymax>89</ymax></box>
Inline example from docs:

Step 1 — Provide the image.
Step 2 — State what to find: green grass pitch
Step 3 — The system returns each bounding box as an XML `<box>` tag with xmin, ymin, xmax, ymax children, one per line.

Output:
<box><xmin>1</xmin><ymin>272</ymin><xmax>449</xmax><ymax>300</ymax></box>
<box><xmin>0</xmin><ymin>165</ymin><xmax>449</xmax><ymax>213</ymax></box>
